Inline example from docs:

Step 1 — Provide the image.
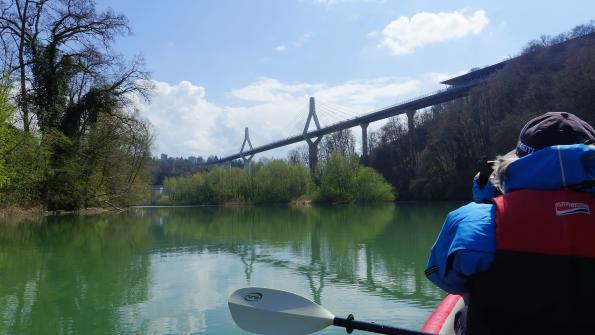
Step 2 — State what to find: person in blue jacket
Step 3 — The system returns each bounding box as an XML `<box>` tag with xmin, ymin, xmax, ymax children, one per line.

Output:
<box><xmin>425</xmin><ymin>112</ymin><xmax>595</xmax><ymax>334</ymax></box>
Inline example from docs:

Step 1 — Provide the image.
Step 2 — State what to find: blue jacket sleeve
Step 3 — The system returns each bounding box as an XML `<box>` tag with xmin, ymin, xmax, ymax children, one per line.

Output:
<box><xmin>472</xmin><ymin>176</ymin><xmax>497</xmax><ymax>203</ymax></box>
<box><xmin>425</xmin><ymin>203</ymin><xmax>496</xmax><ymax>294</ymax></box>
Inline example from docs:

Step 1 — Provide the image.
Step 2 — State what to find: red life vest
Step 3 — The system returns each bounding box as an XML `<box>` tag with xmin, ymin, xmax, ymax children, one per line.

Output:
<box><xmin>467</xmin><ymin>189</ymin><xmax>595</xmax><ymax>335</ymax></box>
<box><xmin>494</xmin><ymin>189</ymin><xmax>595</xmax><ymax>257</ymax></box>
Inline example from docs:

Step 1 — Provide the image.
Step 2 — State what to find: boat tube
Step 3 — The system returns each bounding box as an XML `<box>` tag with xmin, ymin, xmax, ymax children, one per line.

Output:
<box><xmin>421</xmin><ymin>294</ymin><xmax>466</xmax><ymax>335</ymax></box>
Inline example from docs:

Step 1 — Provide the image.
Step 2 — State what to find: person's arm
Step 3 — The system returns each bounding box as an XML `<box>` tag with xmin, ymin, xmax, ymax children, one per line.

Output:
<box><xmin>472</xmin><ymin>158</ymin><xmax>498</xmax><ymax>203</ymax></box>
<box><xmin>425</xmin><ymin>203</ymin><xmax>496</xmax><ymax>294</ymax></box>
<box><xmin>426</xmin><ymin>250</ymin><xmax>494</xmax><ymax>294</ymax></box>
<box><xmin>475</xmin><ymin>157</ymin><xmax>492</xmax><ymax>188</ymax></box>
<box><xmin>472</xmin><ymin>174</ymin><xmax>497</xmax><ymax>203</ymax></box>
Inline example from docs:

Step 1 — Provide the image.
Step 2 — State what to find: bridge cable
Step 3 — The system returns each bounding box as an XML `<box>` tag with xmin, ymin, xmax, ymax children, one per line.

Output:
<box><xmin>316</xmin><ymin>104</ymin><xmax>351</xmax><ymax>124</ymax></box>
<box><xmin>321</xmin><ymin>106</ymin><xmax>353</xmax><ymax>124</ymax></box>
<box><xmin>317</xmin><ymin>103</ymin><xmax>356</xmax><ymax>121</ymax></box>
<box><xmin>279</xmin><ymin>103</ymin><xmax>309</xmax><ymax>138</ymax></box>
<box><xmin>319</xmin><ymin>101</ymin><xmax>358</xmax><ymax>119</ymax></box>
<box><xmin>314</xmin><ymin>105</ymin><xmax>342</xmax><ymax>125</ymax></box>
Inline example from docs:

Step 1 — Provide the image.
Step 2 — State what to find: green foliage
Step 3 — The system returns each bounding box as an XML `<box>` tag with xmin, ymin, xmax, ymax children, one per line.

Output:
<box><xmin>353</xmin><ymin>166</ymin><xmax>395</xmax><ymax>202</ymax></box>
<box><xmin>206</xmin><ymin>167</ymin><xmax>250</xmax><ymax>203</ymax></box>
<box><xmin>162</xmin><ymin>155</ymin><xmax>392</xmax><ymax>205</ymax></box>
<box><xmin>0</xmin><ymin>108</ymin><xmax>153</xmax><ymax>208</ymax></box>
<box><xmin>164</xmin><ymin>167</ymin><xmax>247</xmax><ymax>205</ymax></box>
<box><xmin>316</xmin><ymin>153</ymin><xmax>359</xmax><ymax>203</ymax></box>
<box><xmin>252</xmin><ymin>160</ymin><xmax>313</xmax><ymax>203</ymax></box>
<box><xmin>163</xmin><ymin>160</ymin><xmax>314</xmax><ymax>205</ymax></box>
<box><xmin>0</xmin><ymin>78</ymin><xmax>15</xmax><ymax>189</ymax></box>
<box><xmin>0</xmin><ymin>0</ymin><xmax>152</xmax><ymax>210</ymax></box>
<box><xmin>0</xmin><ymin>79</ymin><xmax>48</xmax><ymax>204</ymax></box>
<box><xmin>316</xmin><ymin>152</ymin><xmax>394</xmax><ymax>203</ymax></box>
<box><xmin>2</xmin><ymin>134</ymin><xmax>48</xmax><ymax>204</ymax></box>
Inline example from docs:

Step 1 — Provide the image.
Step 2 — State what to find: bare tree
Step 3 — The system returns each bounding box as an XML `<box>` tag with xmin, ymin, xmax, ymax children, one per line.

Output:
<box><xmin>320</xmin><ymin>129</ymin><xmax>355</xmax><ymax>161</ymax></box>
<box><xmin>287</xmin><ymin>144</ymin><xmax>309</xmax><ymax>166</ymax></box>
<box><xmin>0</xmin><ymin>0</ymin><xmax>151</xmax><ymax>135</ymax></box>
<box><xmin>0</xmin><ymin>0</ymin><xmax>45</xmax><ymax>132</ymax></box>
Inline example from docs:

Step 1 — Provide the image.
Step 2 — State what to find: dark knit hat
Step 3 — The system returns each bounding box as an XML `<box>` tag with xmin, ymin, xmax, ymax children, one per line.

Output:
<box><xmin>516</xmin><ymin>112</ymin><xmax>595</xmax><ymax>157</ymax></box>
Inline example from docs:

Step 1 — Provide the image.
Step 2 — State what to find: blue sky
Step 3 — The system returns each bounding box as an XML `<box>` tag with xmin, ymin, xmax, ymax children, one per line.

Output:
<box><xmin>97</xmin><ymin>0</ymin><xmax>595</xmax><ymax>158</ymax></box>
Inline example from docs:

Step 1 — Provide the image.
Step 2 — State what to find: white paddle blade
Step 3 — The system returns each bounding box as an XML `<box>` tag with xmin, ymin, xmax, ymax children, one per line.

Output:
<box><xmin>229</xmin><ymin>287</ymin><xmax>334</xmax><ymax>335</ymax></box>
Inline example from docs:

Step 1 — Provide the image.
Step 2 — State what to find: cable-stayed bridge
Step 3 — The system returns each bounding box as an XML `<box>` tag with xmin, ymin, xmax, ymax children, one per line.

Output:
<box><xmin>211</xmin><ymin>60</ymin><xmax>506</xmax><ymax>172</ymax></box>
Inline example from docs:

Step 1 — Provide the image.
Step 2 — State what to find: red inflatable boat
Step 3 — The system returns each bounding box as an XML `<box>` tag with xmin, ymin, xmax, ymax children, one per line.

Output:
<box><xmin>421</xmin><ymin>295</ymin><xmax>466</xmax><ymax>335</ymax></box>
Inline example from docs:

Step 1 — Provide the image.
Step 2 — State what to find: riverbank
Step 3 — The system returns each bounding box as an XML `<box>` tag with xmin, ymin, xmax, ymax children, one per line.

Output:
<box><xmin>0</xmin><ymin>205</ymin><xmax>115</xmax><ymax>224</ymax></box>
<box><xmin>0</xmin><ymin>205</ymin><xmax>44</xmax><ymax>222</ymax></box>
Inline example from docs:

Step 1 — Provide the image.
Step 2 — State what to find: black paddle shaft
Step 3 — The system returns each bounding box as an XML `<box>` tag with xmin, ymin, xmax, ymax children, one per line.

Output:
<box><xmin>333</xmin><ymin>315</ymin><xmax>434</xmax><ymax>335</ymax></box>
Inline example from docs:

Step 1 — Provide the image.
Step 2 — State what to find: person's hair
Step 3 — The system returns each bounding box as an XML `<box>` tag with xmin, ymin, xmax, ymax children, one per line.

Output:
<box><xmin>492</xmin><ymin>153</ymin><xmax>518</xmax><ymax>194</ymax></box>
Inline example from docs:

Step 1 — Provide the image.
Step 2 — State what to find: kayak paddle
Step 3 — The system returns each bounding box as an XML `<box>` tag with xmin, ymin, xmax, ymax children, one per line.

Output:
<box><xmin>228</xmin><ymin>287</ymin><xmax>433</xmax><ymax>335</ymax></box>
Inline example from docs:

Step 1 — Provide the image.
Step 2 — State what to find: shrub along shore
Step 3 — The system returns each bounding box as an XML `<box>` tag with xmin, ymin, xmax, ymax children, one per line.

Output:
<box><xmin>160</xmin><ymin>152</ymin><xmax>395</xmax><ymax>206</ymax></box>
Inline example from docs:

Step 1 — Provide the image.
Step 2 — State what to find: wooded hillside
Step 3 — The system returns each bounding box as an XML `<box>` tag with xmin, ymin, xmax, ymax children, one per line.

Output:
<box><xmin>369</xmin><ymin>25</ymin><xmax>595</xmax><ymax>200</ymax></box>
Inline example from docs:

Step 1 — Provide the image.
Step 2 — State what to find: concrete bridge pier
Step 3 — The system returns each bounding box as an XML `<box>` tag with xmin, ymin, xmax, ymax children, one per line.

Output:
<box><xmin>406</xmin><ymin>110</ymin><xmax>417</xmax><ymax>165</ymax></box>
<box><xmin>307</xmin><ymin>141</ymin><xmax>319</xmax><ymax>173</ymax></box>
<box><xmin>361</xmin><ymin>122</ymin><xmax>369</xmax><ymax>165</ymax></box>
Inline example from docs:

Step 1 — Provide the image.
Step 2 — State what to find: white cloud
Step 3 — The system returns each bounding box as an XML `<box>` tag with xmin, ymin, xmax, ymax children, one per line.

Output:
<box><xmin>315</xmin><ymin>78</ymin><xmax>421</xmax><ymax>106</ymax></box>
<box><xmin>293</xmin><ymin>33</ymin><xmax>312</xmax><ymax>48</ymax></box>
<box><xmin>136</xmin><ymin>76</ymin><xmax>425</xmax><ymax>158</ymax></box>
<box><xmin>134</xmin><ymin>80</ymin><xmax>230</xmax><ymax>158</ymax></box>
<box><xmin>229</xmin><ymin>78</ymin><xmax>323</xmax><ymax>103</ymax></box>
<box><xmin>274</xmin><ymin>33</ymin><xmax>312</xmax><ymax>53</ymax></box>
<box><xmin>377</xmin><ymin>9</ymin><xmax>489</xmax><ymax>56</ymax></box>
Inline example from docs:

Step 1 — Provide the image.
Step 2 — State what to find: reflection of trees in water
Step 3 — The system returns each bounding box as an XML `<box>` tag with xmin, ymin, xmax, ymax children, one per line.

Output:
<box><xmin>358</xmin><ymin>202</ymin><xmax>457</xmax><ymax>306</ymax></box>
<box><xmin>0</xmin><ymin>214</ymin><xmax>153</xmax><ymax>334</ymax></box>
<box><xmin>154</xmin><ymin>203</ymin><xmax>453</xmax><ymax>307</ymax></box>
<box><xmin>0</xmin><ymin>203</ymin><xmax>457</xmax><ymax>333</ymax></box>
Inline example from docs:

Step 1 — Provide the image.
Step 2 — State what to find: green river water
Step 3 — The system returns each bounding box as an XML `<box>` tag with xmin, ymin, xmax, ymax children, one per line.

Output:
<box><xmin>0</xmin><ymin>203</ymin><xmax>461</xmax><ymax>334</ymax></box>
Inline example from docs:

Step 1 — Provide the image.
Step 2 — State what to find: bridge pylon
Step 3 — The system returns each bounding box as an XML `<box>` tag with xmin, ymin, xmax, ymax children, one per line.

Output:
<box><xmin>303</xmin><ymin>97</ymin><xmax>323</xmax><ymax>174</ymax></box>
<box><xmin>240</xmin><ymin>127</ymin><xmax>255</xmax><ymax>167</ymax></box>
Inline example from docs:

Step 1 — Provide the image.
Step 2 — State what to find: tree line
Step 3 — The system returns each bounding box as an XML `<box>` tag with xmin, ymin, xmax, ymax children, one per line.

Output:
<box><xmin>161</xmin><ymin>152</ymin><xmax>394</xmax><ymax>205</ymax></box>
<box><xmin>0</xmin><ymin>0</ymin><xmax>153</xmax><ymax>210</ymax></box>
<box><xmin>150</xmin><ymin>154</ymin><xmax>238</xmax><ymax>185</ymax></box>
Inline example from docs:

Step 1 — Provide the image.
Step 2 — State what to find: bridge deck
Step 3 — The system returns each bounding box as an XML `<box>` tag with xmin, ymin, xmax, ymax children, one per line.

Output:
<box><xmin>210</xmin><ymin>33</ymin><xmax>595</xmax><ymax>165</ymax></box>
<box><xmin>212</xmin><ymin>69</ymin><xmax>491</xmax><ymax>164</ymax></box>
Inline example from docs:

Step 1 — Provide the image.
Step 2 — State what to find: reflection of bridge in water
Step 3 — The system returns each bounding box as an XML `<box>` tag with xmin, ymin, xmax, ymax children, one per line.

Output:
<box><xmin>230</xmin><ymin>243</ymin><xmax>441</xmax><ymax>308</ymax></box>
<box><xmin>148</xmin><ymin>205</ymin><xmax>446</xmax><ymax>308</ymax></box>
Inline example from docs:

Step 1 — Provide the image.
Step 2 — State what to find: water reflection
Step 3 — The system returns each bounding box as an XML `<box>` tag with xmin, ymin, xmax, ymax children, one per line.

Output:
<box><xmin>0</xmin><ymin>203</ymin><xmax>458</xmax><ymax>334</ymax></box>
<box><xmin>0</xmin><ymin>214</ymin><xmax>152</xmax><ymax>334</ymax></box>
